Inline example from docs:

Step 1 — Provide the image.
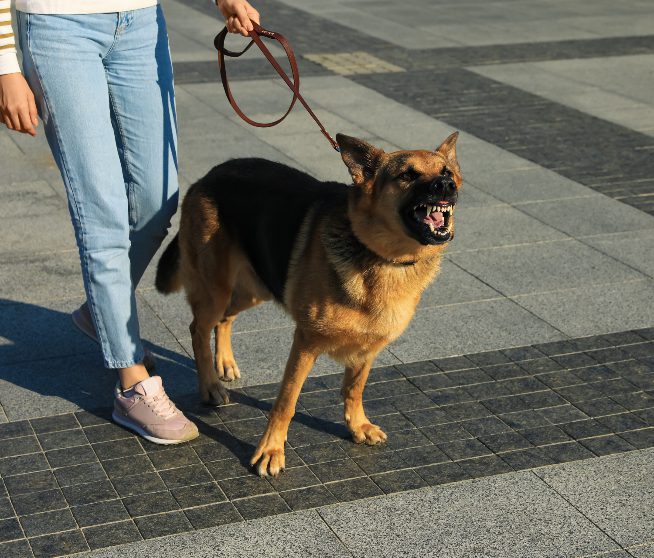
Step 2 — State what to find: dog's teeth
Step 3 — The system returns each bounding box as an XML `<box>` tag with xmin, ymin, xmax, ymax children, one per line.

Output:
<box><xmin>428</xmin><ymin>223</ymin><xmax>435</xmax><ymax>232</ymax></box>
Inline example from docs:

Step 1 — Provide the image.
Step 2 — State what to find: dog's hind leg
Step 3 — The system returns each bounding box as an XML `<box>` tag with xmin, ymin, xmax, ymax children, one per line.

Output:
<box><xmin>342</xmin><ymin>358</ymin><xmax>388</xmax><ymax>445</ymax></box>
<box><xmin>189</xmin><ymin>288</ymin><xmax>231</xmax><ymax>406</ymax></box>
<box><xmin>251</xmin><ymin>329</ymin><xmax>318</xmax><ymax>477</ymax></box>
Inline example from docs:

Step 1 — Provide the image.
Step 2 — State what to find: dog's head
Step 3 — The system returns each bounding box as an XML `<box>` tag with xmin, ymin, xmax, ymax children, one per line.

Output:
<box><xmin>338</xmin><ymin>132</ymin><xmax>462</xmax><ymax>261</ymax></box>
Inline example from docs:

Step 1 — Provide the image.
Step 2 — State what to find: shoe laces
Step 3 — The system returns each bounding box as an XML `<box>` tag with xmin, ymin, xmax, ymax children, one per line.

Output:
<box><xmin>143</xmin><ymin>390</ymin><xmax>178</xmax><ymax>420</ymax></box>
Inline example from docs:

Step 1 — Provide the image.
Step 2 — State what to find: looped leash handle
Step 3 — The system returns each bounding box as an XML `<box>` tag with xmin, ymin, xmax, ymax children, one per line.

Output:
<box><xmin>214</xmin><ymin>23</ymin><xmax>340</xmax><ymax>152</ymax></box>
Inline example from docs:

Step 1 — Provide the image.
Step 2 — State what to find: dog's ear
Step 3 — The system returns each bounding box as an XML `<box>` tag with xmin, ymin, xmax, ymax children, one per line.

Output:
<box><xmin>337</xmin><ymin>134</ymin><xmax>383</xmax><ymax>187</ymax></box>
<box><xmin>436</xmin><ymin>131</ymin><xmax>460</xmax><ymax>171</ymax></box>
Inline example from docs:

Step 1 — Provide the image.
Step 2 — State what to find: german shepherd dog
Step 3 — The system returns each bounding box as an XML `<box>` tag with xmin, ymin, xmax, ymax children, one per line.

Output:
<box><xmin>155</xmin><ymin>132</ymin><xmax>461</xmax><ymax>476</ymax></box>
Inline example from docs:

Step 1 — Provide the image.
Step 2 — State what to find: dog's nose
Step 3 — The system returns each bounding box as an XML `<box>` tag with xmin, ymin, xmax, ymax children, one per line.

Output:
<box><xmin>431</xmin><ymin>175</ymin><xmax>457</xmax><ymax>200</ymax></box>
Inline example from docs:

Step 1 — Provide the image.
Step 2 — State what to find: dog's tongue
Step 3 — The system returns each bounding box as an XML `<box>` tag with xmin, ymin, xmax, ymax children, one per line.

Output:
<box><xmin>424</xmin><ymin>212</ymin><xmax>444</xmax><ymax>229</ymax></box>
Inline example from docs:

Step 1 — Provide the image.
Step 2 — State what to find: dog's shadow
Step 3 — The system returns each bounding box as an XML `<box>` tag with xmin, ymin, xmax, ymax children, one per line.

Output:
<box><xmin>0</xmin><ymin>299</ymin><xmax>348</xmax><ymax>466</ymax></box>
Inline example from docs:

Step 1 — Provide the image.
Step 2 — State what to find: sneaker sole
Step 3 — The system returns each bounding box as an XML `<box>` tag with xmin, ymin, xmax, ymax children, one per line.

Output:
<box><xmin>112</xmin><ymin>411</ymin><xmax>198</xmax><ymax>445</ymax></box>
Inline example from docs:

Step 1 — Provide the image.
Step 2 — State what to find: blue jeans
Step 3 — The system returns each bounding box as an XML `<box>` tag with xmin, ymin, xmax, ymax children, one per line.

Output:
<box><xmin>18</xmin><ymin>6</ymin><xmax>179</xmax><ymax>368</ymax></box>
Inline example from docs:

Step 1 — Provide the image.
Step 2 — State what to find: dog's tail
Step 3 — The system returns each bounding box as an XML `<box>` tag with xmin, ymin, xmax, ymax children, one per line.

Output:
<box><xmin>155</xmin><ymin>234</ymin><xmax>182</xmax><ymax>294</ymax></box>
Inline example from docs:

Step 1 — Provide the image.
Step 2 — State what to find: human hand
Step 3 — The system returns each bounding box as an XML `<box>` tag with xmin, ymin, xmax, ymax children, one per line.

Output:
<box><xmin>216</xmin><ymin>0</ymin><xmax>260</xmax><ymax>37</ymax></box>
<box><xmin>0</xmin><ymin>73</ymin><xmax>38</xmax><ymax>136</ymax></box>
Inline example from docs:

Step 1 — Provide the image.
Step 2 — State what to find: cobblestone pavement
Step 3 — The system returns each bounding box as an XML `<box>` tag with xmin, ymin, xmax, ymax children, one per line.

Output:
<box><xmin>1</xmin><ymin>0</ymin><xmax>653</xmax><ymax>556</ymax></box>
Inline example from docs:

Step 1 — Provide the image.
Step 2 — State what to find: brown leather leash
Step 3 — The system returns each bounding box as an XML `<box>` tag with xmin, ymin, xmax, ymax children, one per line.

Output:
<box><xmin>214</xmin><ymin>22</ymin><xmax>340</xmax><ymax>152</ymax></box>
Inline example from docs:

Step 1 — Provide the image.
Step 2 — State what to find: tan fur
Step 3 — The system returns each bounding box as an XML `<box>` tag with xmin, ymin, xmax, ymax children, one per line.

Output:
<box><xmin>171</xmin><ymin>133</ymin><xmax>461</xmax><ymax>476</ymax></box>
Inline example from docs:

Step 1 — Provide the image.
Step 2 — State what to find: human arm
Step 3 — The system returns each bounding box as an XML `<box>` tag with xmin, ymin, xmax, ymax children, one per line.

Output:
<box><xmin>0</xmin><ymin>0</ymin><xmax>38</xmax><ymax>136</ymax></box>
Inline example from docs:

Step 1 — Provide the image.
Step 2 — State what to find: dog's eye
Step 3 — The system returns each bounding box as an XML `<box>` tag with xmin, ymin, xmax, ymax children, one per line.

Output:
<box><xmin>441</xmin><ymin>166</ymin><xmax>452</xmax><ymax>177</ymax></box>
<box><xmin>398</xmin><ymin>169</ymin><xmax>421</xmax><ymax>182</ymax></box>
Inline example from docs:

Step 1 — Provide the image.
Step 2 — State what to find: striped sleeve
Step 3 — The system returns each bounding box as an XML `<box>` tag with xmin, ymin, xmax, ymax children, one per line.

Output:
<box><xmin>0</xmin><ymin>0</ymin><xmax>20</xmax><ymax>75</ymax></box>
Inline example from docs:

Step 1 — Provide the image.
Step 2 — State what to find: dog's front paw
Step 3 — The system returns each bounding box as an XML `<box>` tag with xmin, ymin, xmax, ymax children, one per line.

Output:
<box><xmin>350</xmin><ymin>422</ymin><xmax>387</xmax><ymax>445</ymax></box>
<box><xmin>250</xmin><ymin>434</ymin><xmax>286</xmax><ymax>477</ymax></box>
<box><xmin>201</xmin><ymin>382</ymin><xmax>230</xmax><ymax>406</ymax></box>
<box><xmin>217</xmin><ymin>357</ymin><xmax>241</xmax><ymax>382</ymax></box>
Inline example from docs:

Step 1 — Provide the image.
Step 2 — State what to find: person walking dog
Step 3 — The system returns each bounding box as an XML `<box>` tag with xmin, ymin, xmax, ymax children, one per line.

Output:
<box><xmin>0</xmin><ymin>0</ymin><xmax>259</xmax><ymax>444</ymax></box>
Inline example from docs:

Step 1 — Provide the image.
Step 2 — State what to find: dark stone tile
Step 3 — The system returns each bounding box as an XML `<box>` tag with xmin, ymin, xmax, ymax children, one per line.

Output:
<box><xmin>294</xmin><ymin>442</ymin><xmax>346</xmax><ymax>465</ymax></box>
<box><xmin>29</xmin><ymin>530</ymin><xmax>88</xmax><ymax>557</ymax></box>
<box><xmin>580</xmin><ymin>435</ymin><xmax>636</xmax><ymax>456</ymax></box>
<box><xmin>159</xmin><ymin>465</ymin><xmax>213</xmax><ymax>490</ymax></box>
<box><xmin>122</xmin><ymin>490</ymin><xmax>180</xmax><ymax>517</ymax></box>
<box><xmin>30</xmin><ymin>415</ymin><xmax>79</xmax><ymax>435</ymax></box>
<box><xmin>482</xmin><ymin>395</ymin><xmax>530</xmax><ymax>414</ymax></box>
<box><xmin>171</xmin><ymin>482</ymin><xmax>226</xmax><ymax>508</ymax></box>
<box><xmin>415</xmin><ymin>461</ymin><xmax>470</xmax><ymax>485</ymax></box>
<box><xmin>112</xmin><ymin>473</ymin><xmax>165</xmax><ymax>498</ymax></box>
<box><xmin>184</xmin><ymin>502</ymin><xmax>242</xmax><ymax>529</ymax></box>
<box><xmin>12</xmin><ymin>489</ymin><xmax>67</xmax><ymax>516</ymax></box>
<box><xmin>594</xmin><ymin>378</ymin><xmax>639</xmax><ymax>395</ymax></box>
<box><xmin>0</xmin><ymin>518</ymin><xmax>22</xmax><ymax>543</ymax></box>
<box><xmin>428</xmin><ymin>387</ymin><xmax>474</xmax><ymax>406</ymax></box>
<box><xmin>551</xmin><ymin>353</ymin><xmax>597</xmax><ymax>369</ymax></box>
<box><xmin>280</xmin><ymin>485</ymin><xmax>338</xmax><ymax>511</ymax></box>
<box><xmin>268</xmin><ymin>466</ymin><xmax>320</xmax><ymax>492</ymax></box>
<box><xmin>573</xmin><ymin>397</ymin><xmax>627</xmax><ymax>418</ymax></box>
<box><xmin>482</xmin><ymin>363</ymin><xmax>526</xmax><ymax>381</ymax></box>
<box><xmin>596</xmin><ymin>412</ymin><xmax>647</xmax><ymax>433</ymax></box>
<box><xmin>92</xmin><ymin>438</ymin><xmax>143</xmax><ymax>460</ymax></box>
<box><xmin>586</xmin><ymin>347</ymin><xmax>631</xmax><ymax>364</ymax></box>
<box><xmin>437</xmin><ymin>438</ymin><xmax>491</xmax><ymax>461</ymax></box>
<box><xmin>20</xmin><ymin>508</ymin><xmax>76</xmax><ymax>537</ymax></box>
<box><xmin>4</xmin><ymin>471</ymin><xmax>57</xmax><ymax>496</ymax></box>
<box><xmin>102</xmin><ymin>454</ymin><xmax>154</xmax><ymax>479</ymax></box>
<box><xmin>243</xmin><ymin>383</ymin><xmax>280</xmax><ymax>401</ymax></box>
<box><xmin>135</xmin><ymin>511</ymin><xmax>192</xmax><ymax>539</ymax></box>
<box><xmin>385</xmin><ymin>428</ymin><xmax>432</xmax><ymax>451</ymax></box>
<box><xmin>431</xmin><ymin>356</ymin><xmax>475</xmax><ymax>371</ymax></box>
<box><xmin>465</xmin><ymin>381</ymin><xmax>512</xmax><ymax>400</ymax></box>
<box><xmin>409</xmin><ymin>373</ymin><xmax>454</xmax><ymax>391</ymax></box>
<box><xmin>541</xmin><ymin>442</ymin><xmax>595</xmax><ymax>464</ymax></box>
<box><xmin>479</xmin><ymin>431</ymin><xmax>532</xmax><ymax>453</ymax></box>
<box><xmin>396</xmin><ymin>445</ymin><xmax>450</xmax><ymax>468</ymax></box>
<box><xmin>46</xmin><ymin>445</ymin><xmax>96</xmax><ymax>469</ymax></box>
<box><xmin>501</xmin><ymin>447</ymin><xmax>557</xmax><ymax>470</ymax></box>
<box><xmin>369</xmin><ymin>367</ymin><xmax>404</xmax><ymax>383</ymax></box>
<box><xmin>403</xmin><ymin>407</ymin><xmax>448</xmax><ymax>428</ymax></box>
<box><xmin>147</xmin><ymin>446</ymin><xmax>200</xmax><ymax>470</ymax></box>
<box><xmin>84</xmin><ymin>423</ymin><xmax>133</xmax><ymax>444</ymax></box>
<box><xmin>556</xmin><ymin>383</ymin><xmax>604</xmax><ymax>402</ymax></box>
<box><xmin>0</xmin><ymin>539</ymin><xmax>32</xmax><ymax>558</ymax></box>
<box><xmin>233</xmin><ymin>493</ymin><xmax>290</xmax><ymax>520</ymax></box>
<box><xmin>310</xmin><ymin>458</ymin><xmax>365</xmax><ymax>483</ymax></box>
<box><xmin>325</xmin><ymin>477</ymin><xmax>383</xmax><ymax>503</ymax></box>
<box><xmin>37</xmin><ymin>429</ymin><xmax>87</xmax><ymax>451</ymax></box>
<box><xmin>560</xmin><ymin>419</ymin><xmax>612</xmax><ymax>440</ymax></box>
<box><xmin>71</xmin><ymin>499</ymin><xmax>130</xmax><ymax>527</ymax></box>
<box><xmin>0</xmin><ymin>497</ymin><xmax>14</xmax><ymax>520</ymax></box>
<box><xmin>521</xmin><ymin>391</ymin><xmax>567</xmax><ymax>410</ymax></box>
<box><xmin>623</xmin><ymin>342</ymin><xmax>654</xmax><ymax>359</ymax></box>
<box><xmin>501</xmin><ymin>346</ymin><xmax>546</xmax><ymax>361</ymax></box>
<box><xmin>636</xmin><ymin>407</ymin><xmax>654</xmax><ymax>426</ymax></box>
<box><xmin>354</xmin><ymin>451</ymin><xmax>410</xmax><ymax>475</ymax></box>
<box><xmin>441</xmin><ymin>402</ymin><xmax>491</xmax><ymax>421</ymax></box>
<box><xmin>445</xmin><ymin>369</ymin><xmax>493</xmax><ymax>386</ymax></box>
<box><xmin>611</xmin><ymin>391</ymin><xmax>654</xmax><ymax>411</ymax></box>
<box><xmin>83</xmin><ymin>520</ymin><xmax>142</xmax><ymax>550</ymax></box>
<box><xmin>518</xmin><ymin>358</ymin><xmax>562</xmax><ymax>374</ymax></box>
<box><xmin>519</xmin><ymin>426</ymin><xmax>571</xmax><ymax>446</ymax></box>
<box><xmin>602</xmin><ymin>331</ymin><xmax>646</xmax><ymax>346</ymax></box>
<box><xmin>0</xmin><ymin>422</ymin><xmax>32</xmax><ymax>441</ymax></box>
<box><xmin>0</xmin><ymin>436</ymin><xmax>40</xmax><ymax>459</ymax></box>
<box><xmin>63</xmin><ymin>480</ymin><xmax>117</xmax><ymax>507</ymax></box>
<box><xmin>0</xmin><ymin>453</ymin><xmax>49</xmax><ymax>477</ymax></box>
<box><xmin>538</xmin><ymin>404</ymin><xmax>588</xmax><ymax>424</ymax></box>
<box><xmin>420</xmin><ymin>423</ymin><xmax>471</xmax><ymax>444</ymax></box>
<box><xmin>458</xmin><ymin>455</ymin><xmax>513</xmax><ymax>478</ymax></box>
<box><xmin>533</xmin><ymin>340</ymin><xmax>579</xmax><ymax>356</ymax></box>
<box><xmin>193</xmin><ymin>441</ymin><xmax>240</xmax><ymax>463</ymax></box>
<box><xmin>75</xmin><ymin>409</ymin><xmax>112</xmax><ymax>428</ymax></box>
<box><xmin>54</xmin><ymin>462</ymin><xmax>107</xmax><ymax>488</ymax></box>
<box><xmin>466</xmin><ymin>350</ymin><xmax>511</xmax><ymax>367</ymax></box>
<box><xmin>225</xmin><ymin>417</ymin><xmax>269</xmax><ymax>439</ymax></box>
<box><xmin>619</xmin><ymin>428</ymin><xmax>654</xmax><ymax>449</ymax></box>
<box><xmin>364</xmin><ymin>380</ymin><xmax>421</xmax><ymax>401</ymax></box>
<box><xmin>461</xmin><ymin>416</ymin><xmax>511</xmax><ymax>437</ymax></box>
<box><xmin>218</xmin><ymin>475</ymin><xmax>273</xmax><ymax>500</ymax></box>
<box><xmin>372</xmin><ymin>469</ymin><xmax>428</xmax><ymax>494</ymax></box>
<box><xmin>574</xmin><ymin>365</ymin><xmax>618</xmax><ymax>382</ymax></box>
<box><xmin>299</xmin><ymin>390</ymin><xmax>342</xmax><ymax>410</ymax></box>
<box><xmin>537</xmin><ymin>370</ymin><xmax>583</xmax><ymax>389</ymax></box>
<box><xmin>205</xmin><ymin>458</ymin><xmax>252</xmax><ymax>481</ymax></box>
<box><xmin>498</xmin><ymin>410</ymin><xmax>549</xmax><ymax>430</ymax></box>
<box><xmin>215</xmin><ymin>404</ymin><xmax>265</xmax><ymax>422</ymax></box>
<box><xmin>396</xmin><ymin>360</ymin><xmax>439</xmax><ymax>378</ymax></box>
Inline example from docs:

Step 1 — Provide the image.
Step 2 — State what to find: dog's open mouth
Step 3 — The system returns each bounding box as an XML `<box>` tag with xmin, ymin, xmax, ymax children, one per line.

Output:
<box><xmin>402</xmin><ymin>200</ymin><xmax>456</xmax><ymax>245</ymax></box>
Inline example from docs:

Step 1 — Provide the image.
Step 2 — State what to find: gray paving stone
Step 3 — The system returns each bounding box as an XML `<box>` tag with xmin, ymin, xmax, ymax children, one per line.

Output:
<box><xmin>536</xmin><ymin>448</ymin><xmax>654</xmax><ymax>547</ymax></box>
<box><xmin>319</xmin><ymin>470</ymin><xmax>619</xmax><ymax>558</ymax></box>
<box><xmin>0</xmin><ymin>180</ymin><xmax>65</xmax><ymax>219</ymax></box>
<box><xmin>581</xmin><ymin>229</ymin><xmax>654</xmax><ymax>279</ymax></box>
<box><xmin>450</xmin><ymin>239</ymin><xmax>645</xmax><ymax>296</ymax></box>
<box><xmin>0</xmin><ymin>210</ymin><xmax>76</xmax><ymax>259</ymax></box>
<box><xmin>420</xmin><ymin>260</ymin><xmax>501</xmax><ymax>308</ymax></box>
<box><xmin>78</xmin><ymin>509</ymin><xmax>351</xmax><ymax>558</ymax></box>
<box><xmin>512</xmin><ymin>279</ymin><xmax>654</xmax><ymax>337</ymax></box>
<box><xmin>390</xmin><ymin>298</ymin><xmax>564</xmax><ymax>362</ymax></box>
<box><xmin>517</xmin><ymin>196</ymin><xmax>654</xmax><ymax>237</ymax></box>
<box><xmin>629</xmin><ymin>543</ymin><xmax>654</xmax><ymax>557</ymax></box>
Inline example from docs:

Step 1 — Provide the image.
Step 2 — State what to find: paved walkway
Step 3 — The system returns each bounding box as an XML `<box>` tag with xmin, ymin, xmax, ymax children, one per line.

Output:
<box><xmin>1</xmin><ymin>0</ymin><xmax>653</xmax><ymax>556</ymax></box>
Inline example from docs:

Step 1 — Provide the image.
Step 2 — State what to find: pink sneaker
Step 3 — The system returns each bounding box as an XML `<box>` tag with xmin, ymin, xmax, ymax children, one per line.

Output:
<box><xmin>112</xmin><ymin>376</ymin><xmax>199</xmax><ymax>444</ymax></box>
